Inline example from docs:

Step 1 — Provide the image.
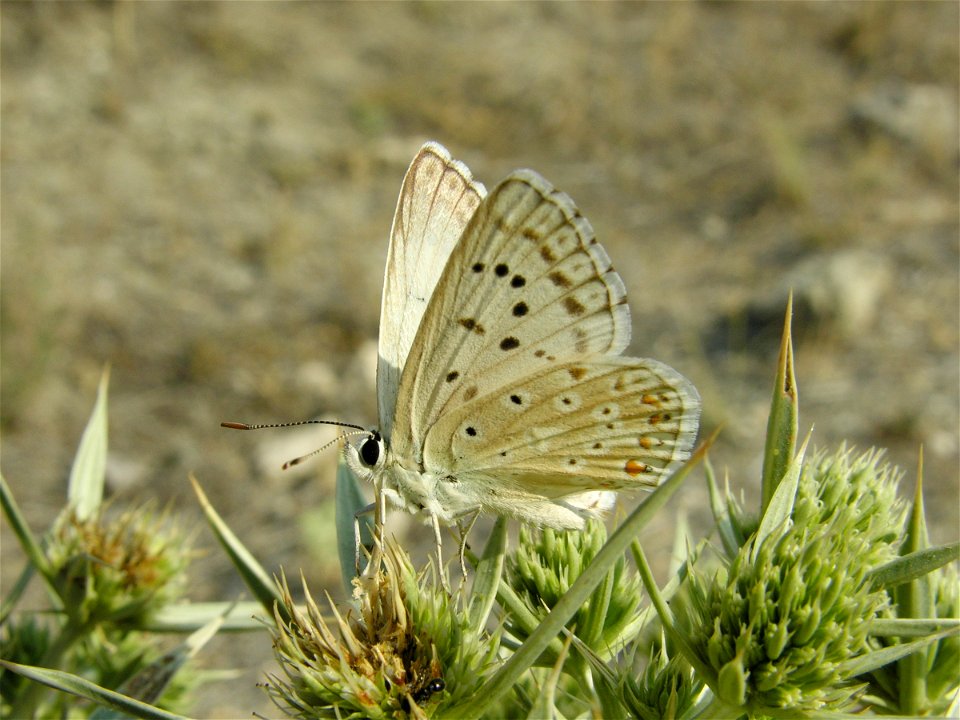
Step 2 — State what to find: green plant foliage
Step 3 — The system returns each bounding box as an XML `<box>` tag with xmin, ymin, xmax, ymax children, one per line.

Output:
<box><xmin>5</xmin><ymin>303</ymin><xmax>957</xmax><ymax>719</ymax></box>
<box><xmin>1</xmin><ymin>372</ymin><xmax>198</xmax><ymax>719</ymax></box>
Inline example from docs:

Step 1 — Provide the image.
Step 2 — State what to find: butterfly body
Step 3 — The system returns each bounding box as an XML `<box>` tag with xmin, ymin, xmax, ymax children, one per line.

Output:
<box><xmin>345</xmin><ymin>143</ymin><xmax>700</xmax><ymax>533</ymax></box>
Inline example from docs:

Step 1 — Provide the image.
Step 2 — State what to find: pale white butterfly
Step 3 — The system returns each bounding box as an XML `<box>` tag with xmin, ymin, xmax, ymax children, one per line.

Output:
<box><xmin>343</xmin><ymin>142</ymin><xmax>701</xmax><ymax>553</ymax></box>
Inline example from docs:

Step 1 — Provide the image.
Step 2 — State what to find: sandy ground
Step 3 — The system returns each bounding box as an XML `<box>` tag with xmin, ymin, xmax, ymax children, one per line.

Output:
<box><xmin>2</xmin><ymin>3</ymin><xmax>957</xmax><ymax>717</ymax></box>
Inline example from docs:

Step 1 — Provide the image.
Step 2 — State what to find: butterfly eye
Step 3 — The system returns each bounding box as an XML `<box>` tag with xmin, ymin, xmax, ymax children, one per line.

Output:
<box><xmin>359</xmin><ymin>433</ymin><xmax>381</xmax><ymax>467</ymax></box>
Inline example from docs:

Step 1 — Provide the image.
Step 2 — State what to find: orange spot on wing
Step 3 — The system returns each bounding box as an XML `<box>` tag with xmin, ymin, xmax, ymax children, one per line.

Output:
<box><xmin>625</xmin><ymin>460</ymin><xmax>649</xmax><ymax>476</ymax></box>
<box><xmin>642</xmin><ymin>394</ymin><xmax>660</xmax><ymax>406</ymax></box>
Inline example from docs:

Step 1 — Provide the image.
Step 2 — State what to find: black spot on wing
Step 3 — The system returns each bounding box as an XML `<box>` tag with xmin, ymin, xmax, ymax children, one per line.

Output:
<box><xmin>459</xmin><ymin>317</ymin><xmax>485</xmax><ymax>334</ymax></box>
<box><xmin>563</xmin><ymin>296</ymin><xmax>586</xmax><ymax>316</ymax></box>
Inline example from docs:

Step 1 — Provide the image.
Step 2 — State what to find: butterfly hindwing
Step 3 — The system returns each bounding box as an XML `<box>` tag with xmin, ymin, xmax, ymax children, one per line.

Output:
<box><xmin>377</xmin><ymin>143</ymin><xmax>486</xmax><ymax>439</ymax></box>
<box><xmin>424</xmin><ymin>357</ymin><xmax>700</xmax><ymax>495</ymax></box>
<box><xmin>392</xmin><ymin>170</ymin><xmax>634</xmax><ymax>464</ymax></box>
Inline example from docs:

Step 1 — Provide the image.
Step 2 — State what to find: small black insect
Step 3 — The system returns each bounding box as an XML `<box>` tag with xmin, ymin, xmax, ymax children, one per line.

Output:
<box><xmin>412</xmin><ymin>677</ymin><xmax>446</xmax><ymax>705</ymax></box>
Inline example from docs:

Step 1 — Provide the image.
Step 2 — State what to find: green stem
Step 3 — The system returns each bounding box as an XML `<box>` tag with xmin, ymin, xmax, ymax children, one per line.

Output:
<box><xmin>0</xmin><ymin>563</ymin><xmax>35</xmax><ymax>625</ymax></box>
<box><xmin>897</xmin><ymin>463</ymin><xmax>932</xmax><ymax>714</ymax></box>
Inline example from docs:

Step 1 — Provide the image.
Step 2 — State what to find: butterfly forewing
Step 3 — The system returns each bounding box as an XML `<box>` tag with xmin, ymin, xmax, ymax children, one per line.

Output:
<box><xmin>392</xmin><ymin>170</ymin><xmax>635</xmax><ymax>462</ymax></box>
<box><xmin>377</xmin><ymin>143</ymin><xmax>486</xmax><ymax>440</ymax></box>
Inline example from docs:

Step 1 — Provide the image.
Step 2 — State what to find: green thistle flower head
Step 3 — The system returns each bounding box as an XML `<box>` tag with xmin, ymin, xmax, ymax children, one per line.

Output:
<box><xmin>266</xmin><ymin>538</ymin><xmax>496</xmax><ymax>718</ymax></box>
<box><xmin>678</xmin><ymin>447</ymin><xmax>905</xmax><ymax>714</ymax></box>
<box><xmin>46</xmin><ymin>506</ymin><xmax>188</xmax><ymax>628</ymax></box>
<box><xmin>506</xmin><ymin>519</ymin><xmax>643</xmax><ymax>653</ymax></box>
<box><xmin>621</xmin><ymin>640</ymin><xmax>703</xmax><ymax>720</ymax></box>
<box><xmin>792</xmin><ymin>446</ymin><xmax>905</xmax><ymax>566</ymax></box>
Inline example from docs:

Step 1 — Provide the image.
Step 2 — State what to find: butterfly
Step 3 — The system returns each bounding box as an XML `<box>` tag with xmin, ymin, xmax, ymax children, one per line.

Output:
<box><xmin>342</xmin><ymin>142</ymin><xmax>701</xmax><ymax>554</ymax></box>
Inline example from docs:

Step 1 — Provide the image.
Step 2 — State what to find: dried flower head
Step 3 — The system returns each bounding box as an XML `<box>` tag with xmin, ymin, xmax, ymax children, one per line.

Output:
<box><xmin>266</xmin><ymin>538</ymin><xmax>496</xmax><ymax>718</ymax></box>
<box><xmin>46</xmin><ymin>506</ymin><xmax>188</xmax><ymax>627</ymax></box>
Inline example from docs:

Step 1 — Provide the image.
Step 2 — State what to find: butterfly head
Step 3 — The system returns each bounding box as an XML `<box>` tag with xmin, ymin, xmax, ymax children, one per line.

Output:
<box><xmin>344</xmin><ymin>428</ymin><xmax>387</xmax><ymax>484</ymax></box>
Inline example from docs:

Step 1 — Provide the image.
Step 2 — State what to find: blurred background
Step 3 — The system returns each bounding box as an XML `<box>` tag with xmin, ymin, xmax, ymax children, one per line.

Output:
<box><xmin>2</xmin><ymin>3</ymin><xmax>957</xmax><ymax>716</ymax></box>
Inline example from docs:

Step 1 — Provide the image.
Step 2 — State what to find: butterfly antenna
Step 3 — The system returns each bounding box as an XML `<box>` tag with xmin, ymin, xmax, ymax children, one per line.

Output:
<box><xmin>221</xmin><ymin>419</ymin><xmax>367</xmax><ymax>432</ymax></box>
<box><xmin>282</xmin><ymin>429</ymin><xmax>369</xmax><ymax>470</ymax></box>
<box><xmin>221</xmin><ymin>419</ymin><xmax>373</xmax><ymax>469</ymax></box>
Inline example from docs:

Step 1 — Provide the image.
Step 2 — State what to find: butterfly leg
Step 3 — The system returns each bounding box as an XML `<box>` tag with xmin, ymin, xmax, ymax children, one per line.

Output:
<box><xmin>353</xmin><ymin>502</ymin><xmax>376</xmax><ymax>576</ymax></box>
<box><xmin>360</xmin><ymin>481</ymin><xmax>389</xmax><ymax>583</ymax></box>
<box><xmin>430</xmin><ymin>512</ymin><xmax>452</xmax><ymax>594</ymax></box>
<box><xmin>455</xmin><ymin>509</ymin><xmax>481</xmax><ymax>584</ymax></box>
